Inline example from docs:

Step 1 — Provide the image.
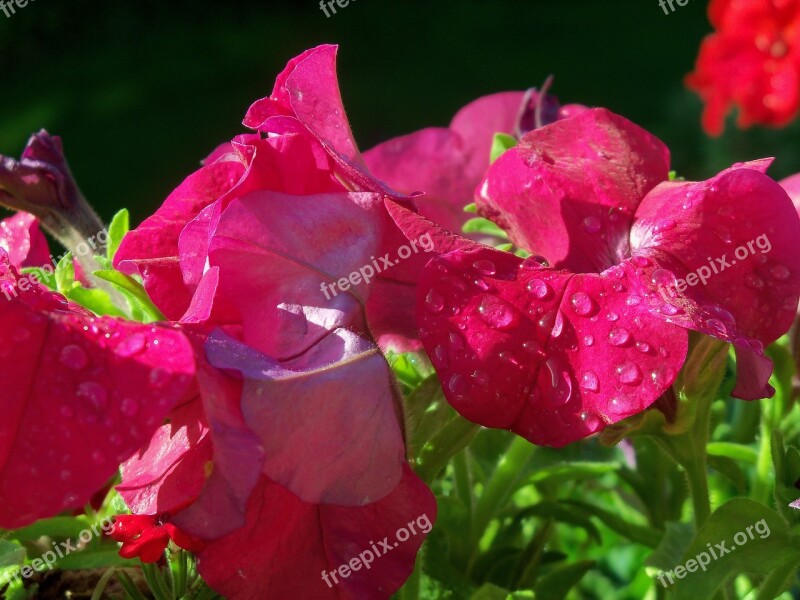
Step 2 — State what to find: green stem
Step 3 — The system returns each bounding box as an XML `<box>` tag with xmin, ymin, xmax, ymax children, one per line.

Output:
<box><xmin>752</xmin><ymin>398</ymin><xmax>777</xmax><ymax>504</ymax></box>
<box><xmin>91</xmin><ymin>568</ymin><xmax>117</xmax><ymax>600</ymax></box>
<box><xmin>756</xmin><ymin>558</ymin><xmax>800</xmax><ymax>600</ymax></box>
<box><xmin>397</xmin><ymin>561</ymin><xmax>421</xmax><ymax>600</ymax></box>
<box><xmin>684</xmin><ymin>455</ymin><xmax>711</xmax><ymax>528</ymax></box>
<box><xmin>469</xmin><ymin>436</ymin><xmax>537</xmax><ymax>568</ymax></box>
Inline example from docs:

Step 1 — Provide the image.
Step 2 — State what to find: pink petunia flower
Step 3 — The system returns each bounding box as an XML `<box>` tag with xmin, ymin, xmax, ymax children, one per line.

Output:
<box><xmin>388</xmin><ymin>108</ymin><xmax>800</xmax><ymax>447</ymax></box>
<box><xmin>364</xmin><ymin>89</ymin><xmax>585</xmax><ymax>236</ymax></box>
<box><xmin>113</xmin><ymin>46</ymin><xmax>438</xmax><ymax>599</ymax></box>
<box><xmin>0</xmin><ymin>251</ymin><xmax>196</xmax><ymax>528</ymax></box>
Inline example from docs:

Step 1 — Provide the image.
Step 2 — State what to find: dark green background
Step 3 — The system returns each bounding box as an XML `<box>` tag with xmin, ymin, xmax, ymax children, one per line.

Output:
<box><xmin>2</xmin><ymin>0</ymin><xmax>799</xmax><ymax>225</ymax></box>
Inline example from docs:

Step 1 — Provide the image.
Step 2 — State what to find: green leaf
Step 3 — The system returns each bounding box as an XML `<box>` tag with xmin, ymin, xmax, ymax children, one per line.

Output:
<box><xmin>516</xmin><ymin>502</ymin><xmax>601</xmax><ymax>543</ymax></box>
<box><xmin>706</xmin><ymin>442</ymin><xmax>759</xmax><ymax>465</ymax></box>
<box><xmin>463</xmin><ymin>203</ymin><xmax>478</xmax><ymax>213</ymax></box>
<box><xmin>471</xmin><ymin>583</ymin><xmax>512</xmax><ymax>600</ymax></box>
<box><xmin>527</xmin><ymin>462</ymin><xmax>620</xmax><ymax>486</ymax></box>
<box><xmin>11</xmin><ymin>516</ymin><xmax>91</xmax><ymax>542</ymax></box>
<box><xmin>645</xmin><ymin>521</ymin><xmax>694</xmax><ymax>571</ymax></box>
<box><xmin>707</xmin><ymin>454</ymin><xmax>747</xmax><ymax>493</ymax></box>
<box><xmin>93</xmin><ymin>269</ymin><xmax>166</xmax><ymax>322</ymax></box>
<box><xmin>385</xmin><ymin>351</ymin><xmax>431</xmax><ymax>394</ymax></box>
<box><xmin>19</xmin><ymin>266</ymin><xmax>57</xmax><ymax>291</ymax></box>
<box><xmin>563</xmin><ymin>499</ymin><xmax>663</xmax><ymax>548</ymax></box>
<box><xmin>55</xmin><ymin>252</ymin><xmax>76</xmax><ymax>294</ymax></box>
<box><xmin>67</xmin><ymin>286</ymin><xmax>127</xmax><ymax>317</ymax></box>
<box><xmin>0</xmin><ymin>539</ymin><xmax>26</xmax><ymax>587</ymax></box>
<box><xmin>106</xmin><ymin>209</ymin><xmax>130</xmax><ymax>262</ymax></box>
<box><xmin>668</xmin><ymin>499</ymin><xmax>800</xmax><ymax>600</ymax></box>
<box><xmin>490</xmin><ymin>133</ymin><xmax>517</xmax><ymax>163</ymax></box>
<box><xmin>533</xmin><ymin>560</ymin><xmax>594</xmax><ymax>600</ymax></box>
<box><xmin>463</xmin><ymin>218</ymin><xmax>509</xmax><ymax>238</ymax></box>
<box><xmin>404</xmin><ymin>377</ymin><xmax>479</xmax><ymax>482</ymax></box>
<box><xmin>55</xmin><ymin>548</ymin><xmax>135</xmax><ymax>571</ymax></box>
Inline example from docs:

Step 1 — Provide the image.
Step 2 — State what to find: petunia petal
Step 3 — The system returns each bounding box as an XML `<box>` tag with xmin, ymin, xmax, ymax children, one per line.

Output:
<box><xmin>0</xmin><ymin>212</ymin><xmax>50</xmax><ymax>270</ymax></box>
<box><xmin>387</xmin><ymin>202</ymin><xmax>687</xmax><ymax>447</ymax></box>
<box><xmin>630</xmin><ymin>163</ymin><xmax>800</xmax><ymax>397</ymax></box>
<box><xmin>0</xmin><ymin>258</ymin><xmax>195</xmax><ymax>528</ymax></box>
<box><xmin>197</xmin><ymin>467</ymin><xmax>436</xmax><ymax>600</ymax></box>
<box><xmin>478</xmin><ymin>108</ymin><xmax>670</xmax><ymax>273</ymax></box>
<box><xmin>204</xmin><ymin>329</ymin><xmax>405</xmax><ymax>506</ymax></box>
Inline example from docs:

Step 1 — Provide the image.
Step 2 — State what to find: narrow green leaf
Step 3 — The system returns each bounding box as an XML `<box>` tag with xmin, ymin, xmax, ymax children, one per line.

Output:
<box><xmin>106</xmin><ymin>209</ymin><xmax>130</xmax><ymax>262</ymax></box>
<box><xmin>463</xmin><ymin>217</ymin><xmax>509</xmax><ymax>238</ymax></box>
<box><xmin>490</xmin><ymin>133</ymin><xmax>517</xmax><ymax>163</ymax></box>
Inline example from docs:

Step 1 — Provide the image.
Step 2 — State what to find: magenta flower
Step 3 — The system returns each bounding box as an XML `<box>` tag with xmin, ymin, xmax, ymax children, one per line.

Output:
<box><xmin>0</xmin><ymin>252</ymin><xmax>196</xmax><ymax>528</ymax></box>
<box><xmin>364</xmin><ymin>89</ymin><xmax>585</xmax><ymax>236</ymax></box>
<box><xmin>388</xmin><ymin>108</ymin><xmax>800</xmax><ymax>447</ymax></box>
<box><xmin>112</xmin><ymin>48</ymin><xmax>437</xmax><ymax>598</ymax></box>
<box><xmin>0</xmin><ymin>212</ymin><xmax>51</xmax><ymax>270</ymax></box>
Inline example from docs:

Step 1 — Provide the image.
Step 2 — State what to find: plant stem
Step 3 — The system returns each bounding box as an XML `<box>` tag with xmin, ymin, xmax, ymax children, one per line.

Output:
<box><xmin>469</xmin><ymin>435</ymin><xmax>536</xmax><ymax>569</ymax></box>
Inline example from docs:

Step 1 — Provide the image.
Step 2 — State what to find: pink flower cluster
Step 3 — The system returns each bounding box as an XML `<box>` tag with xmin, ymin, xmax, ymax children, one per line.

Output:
<box><xmin>1</xmin><ymin>44</ymin><xmax>799</xmax><ymax>599</ymax></box>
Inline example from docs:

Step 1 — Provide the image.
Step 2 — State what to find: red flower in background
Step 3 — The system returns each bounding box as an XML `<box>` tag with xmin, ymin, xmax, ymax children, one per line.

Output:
<box><xmin>686</xmin><ymin>0</ymin><xmax>800</xmax><ymax>135</ymax></box>
<box><xmin>112</xmin><ymin>514</ymin><xmax>204</xmax><ymax>563</ymax></box>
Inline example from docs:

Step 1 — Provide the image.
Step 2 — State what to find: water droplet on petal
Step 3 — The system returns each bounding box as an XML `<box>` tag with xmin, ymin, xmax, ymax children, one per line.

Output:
<box><xmin>608</xmin><ymin>328</ymin><xmax>631</xmax><ymax>346</ymax></box>
<box><xmin>520</xmin><ymin>255</ymin><xmax>550</xmax><ymax>269</ymax></box>
<box><xmin>631</xmin><ymin>256</ymin><xmax>651</xmax><ymax>268</ymax></box>
<box><xmin>651</xmin><ymin>269</ymin><xmax>677</xmax><ymax>287</ymax></box>
<box><xmin>77</xmin><ymin>382</ymin><xmax>109</xmax><ymax>411</ymax></box>
<box><xmin>580</xmin><ymin>371</ymin><xmax>599</xmax><ymax>392</ymax></box>
<box><xmin>615</xmin><ymin>362</ymin><xmax>643</xmax><ymax>385</ymax></box>
<box><xmin>425</xmin><ymin>290</ymin><xmax>445</xmax><ymax>313</ymax></box>
<box><xmin>770</xmin><ymin>265</ymin><xmax>790</xmax><ymax>281</ymax></box>
<box><xmin>60</xmin><ymin>345</ymin><xmax>88</xmax><ymax>370</ymax></box>
<box><xmin>433</xmin><ymin>345</ymin><xmax>448</xmax><ymax>367</ymax></box>
<box><xmin>120</xmin><ymin>398</ymin><xmax>139</xmax><ymax>417</ymax></box>
<box><xmin>448</xmin><ymin>373</ymin><xmax>469</xmax><ymax>395</ymax></box>
<box><xmin>148</xmin><ymin>368</ymin><xmax>170</xmax><ymax>389</ymax></box>
<box><xmin>527</xmin><ymin>279</ymin><xmax>552</xmax><ymax>299</ymax></box>
<box><xmin>472</xmin><ymin>278</ymin><xmax>491</xmax><ymax>291</ymax></box>
<box><xmin>570</xmin><ymin>292</ymin><xmax>596</xmax><ymax>316</ymax></box>
<box><xmin>471</xmin><ymin>370</ymin><xmax>490</xmax><ymax>386</ymax></box>
<box><xmin>117</xmin><ymin>333</ymin><xmax>146</xmax><ymax>358</ymax></box>
<box><xmin>546</xmin><ymin>359</ymin><xmax>573</xmax><ymax>405</ymax></box>
<box><xmin>605</xmin><ymin>311</ymin><xmax>619</xmax><ymax>322</ymax></box>
<box><xmin>472</xmin><ymin>260</ymin><xmax>496</xmax><ymax>276</ymax></box>
<box><xmin>583</xmin><ymin>334</ymin><xmax>594</xmax><ymax>346</ymax></box>
<box><xmin>448</xmin><ymin>332</ymin><xmax>465</xmax><ymax>350</ymax></box>
<box><xmin>660</xmin><ymin>303</ymin><xmax>682</xmax><ymax>316</ymax></box>
<box><xmin>744</xmin><ymin>274</ymin><xmax>764</xmax><ymax>290</ymax></box>
<box><xmin>636</xmin><ymin>341</ymin><xmax>651</xmax><ymax>353</ymax></box>
<box><xmin>654</xmin><ymin>219</ymin><xmax>676</xmax><ymax>233</ymax></box>
<box><xmin>582</xmin><ymin>216</ymin><xmax>602</xmax><ymax>233</ymax></box>
<box><xmin>659</xmin><ymin>346</ymin><xmax>669</xmax><ymax>358</ymax></box>
<box><xmin>551</xmin><ymin>311</ymin><xmax>565</xmax><ymax>337</ymax></box>
<box><xmin>626</xmin><ymin>295</ymin><xmax>642</xmax><ymax>306</ymax></box>
<box><xmin>478</xmin><ymin>296</ymin><xmax>520</xmax><ymax>330</ymax></box>
<box><xmin>704</xmin><ymin>318</ymin><xmax>728</xmax><ymax>338</ymax></box>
